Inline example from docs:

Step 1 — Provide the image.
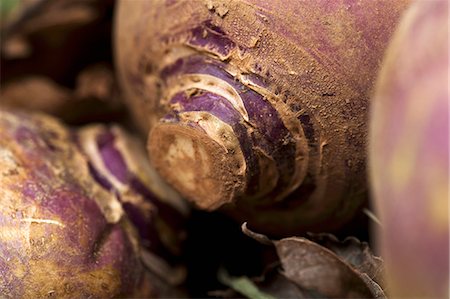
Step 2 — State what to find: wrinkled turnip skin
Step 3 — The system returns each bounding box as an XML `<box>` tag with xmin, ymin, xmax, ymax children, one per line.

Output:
<box><xmin>370</xmin><ymin>1</ymin><xmax>449</xmax><ymax>298</ymax></box>
<box><xmin>77</xmin><ymin>125</ymin><xmax>188</xmax><ymax>251</ymax></box>
<box><xmin>116</xmin><ymin>0</ymin><xmax>409</xmax><ymax>234</ymax></box>
<box><xmin>0</xmin><ymin>109</ymin><xmax>142</xmax><ymax>298</ymax></box>
<box><xmin>77</xmin><ymin>124</ymin><xmax>189</xmax><ymax>285</ymax></box>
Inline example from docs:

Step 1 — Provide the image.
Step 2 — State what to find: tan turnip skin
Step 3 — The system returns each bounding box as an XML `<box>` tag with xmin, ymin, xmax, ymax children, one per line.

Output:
<box><xmin>0</xmin><ymin>109</ymin><xmax>142</xmax><ymax>298</ymax></box>
<box><xmin>115</xmin><ymin>0</ymin><xmax>410</xmax><ymax>235</ymax></box>
<box><xmin>369</xmin><ymin>1</ymin><xmax>449</xmax><ymax>298</ymax></box>
<box><xmin>0</xmin><ymin>109</ymin><xmax>187</xmax><ymax>298</ymax></box>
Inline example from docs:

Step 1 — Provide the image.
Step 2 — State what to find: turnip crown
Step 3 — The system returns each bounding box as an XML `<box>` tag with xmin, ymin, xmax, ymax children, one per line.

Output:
<box><xmin>149</xmin><ymin>55</ymin><xmax>306</xmax><ymax>211</ymax></box>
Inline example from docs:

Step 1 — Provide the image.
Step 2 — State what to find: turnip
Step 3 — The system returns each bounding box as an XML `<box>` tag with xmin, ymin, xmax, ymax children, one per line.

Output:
<box><xmin>369</xmin><ymin>1</ymin><xmax>449</xmax><ymax>298</ymax></box>
<box><xmin>115</xmin><ymin>0</ymin><xmax>410</xmax><ymax>234</ymax></box>
<box><xmin>0</xmin><ymin>109</ymin><xmax>186</xmax><ymax>297</ymax></box>
<box><xmin>0</xmin><ymin>109</ymin><xmax>140</xmax><ymax>297</ymax></box>
<box><xmin>76</xmin><ymin>123</ymin><xmax>189</xmax><ymax>283</ymax></box>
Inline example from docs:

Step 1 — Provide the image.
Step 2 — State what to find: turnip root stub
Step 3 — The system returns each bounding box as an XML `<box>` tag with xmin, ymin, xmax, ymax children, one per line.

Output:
<box><xmin>370</xmin><ymin>0</ymin><xmax>449</xmax><ymax>298</ymax></box>
<box><xmin>115</xmin><ymin>0</ymin><xmax>410</xmax><ymax>234</ymax></box>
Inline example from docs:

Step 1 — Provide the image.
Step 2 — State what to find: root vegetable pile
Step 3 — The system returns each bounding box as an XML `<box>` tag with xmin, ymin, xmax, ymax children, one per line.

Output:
<box><xmin>1</xmin><ymin>0</ymin><xmax>448</xmax><ymax>298</ymax></box>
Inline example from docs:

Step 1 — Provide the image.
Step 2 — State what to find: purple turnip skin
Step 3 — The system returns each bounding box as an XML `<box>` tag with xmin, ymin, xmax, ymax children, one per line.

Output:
<box><xmin>369</xmin><ymin>1</ymin><xmax>449</xmax><ymax>298</ymax></box>
<box><xmin>0</xmin><ymin>109</ymin><xmax>187</xmax><ymax>298</ymax></box>
<box><xmin>115</xmin><ymin>0</ymin><xmax>410</xmax><ymax>234</ymax></box>
<box><xmin>0</xmin><ymin>109</ymin><xmax>142</xmax><ymax>298</ymax></box>
<box><xmin>76</xmin><ymin>124</ymin><xmax>189</xmax><ymax>281</ymax></box>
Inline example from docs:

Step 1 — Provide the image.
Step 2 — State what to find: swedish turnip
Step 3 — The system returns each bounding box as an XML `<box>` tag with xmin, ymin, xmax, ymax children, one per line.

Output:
<box><xmin>369</xmin><ymin>1</ymin><xmax>449</xmax><ymax>298</ymax></box>
<box><xmin>0</xmin><ymin>108</ymin><xmax>187</xmax><ymax>297</ymax></box>
<box><xmin>115</xmin><ymin>0</ymin><xmax>410</xmax><ymax>234</ymax></box>
<box><xmin>0</xmin><ymin>109</ymin><xmax>141</xmax><ymax>298</ymax></box>
<box><xmin>76</xmin><ymin>123</ymin><xmax>189</xmax><ymax>283</ymax></box>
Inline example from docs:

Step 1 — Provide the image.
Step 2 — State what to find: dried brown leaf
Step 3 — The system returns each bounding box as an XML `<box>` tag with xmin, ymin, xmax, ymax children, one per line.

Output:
<box><xmin>307</xmin><ymin>233</ymin><xmax>385</xmax><ymax>286</ymax></box>
<box><xmin>275</xmin><ymin>237</ymin><xmax>376</xmax><ymax>298</ymax></box>
<box><xmin>253</xmin><ymin>266</ymin><xmax>321</xmax><ymax>299</ymax></box>
<box><xmin>242</xmin><ymin>222</ymin><xmax>272</xmax><ymax>245</ymax></box>
<box><xmin>242</xmin><ymin>225</ymin><xmax>386</xmax><ymax>299</ymax></box>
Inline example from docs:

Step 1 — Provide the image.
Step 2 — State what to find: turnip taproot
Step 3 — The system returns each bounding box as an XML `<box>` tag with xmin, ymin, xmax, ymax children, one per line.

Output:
<box><xmin>0</xmin><ymin>109</ymin><xmax>187</xmax><ymax>297</ymax></box>
<box><xmin>115</xmin><ymin>0</ymin><xmax>410</xmax><ymax>234</ymax></box>
<box><xmin>369</xmin><ymin>1</ymin><xmax>449</xmax><ymax>298</ymax></box>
